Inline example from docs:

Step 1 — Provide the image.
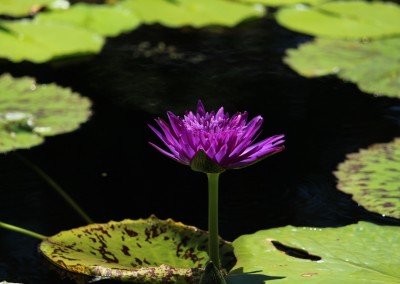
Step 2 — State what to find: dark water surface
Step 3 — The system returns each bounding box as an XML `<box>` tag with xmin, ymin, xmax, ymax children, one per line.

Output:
<box><xmin>1</xmin><ymin>17</ymin><xmax>400</xmax><ymax>283</ymax></box>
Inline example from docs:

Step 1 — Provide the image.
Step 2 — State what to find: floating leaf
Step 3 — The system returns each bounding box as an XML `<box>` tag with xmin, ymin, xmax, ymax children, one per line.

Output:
<box><xmin>40</xmin><ymin>215</ymin><xmax>235</xmax><ymax>283</ymax></box>
<box><xmin>120</xmin><ymin>0</ymin><xmax>265</xmax><ymax>28</ymax></box>
<box><xmin>237</xmin><ymin>0</ymin><xmax>324</xmax><ymax>7</ymax></box>
<box><xmin>334</xmin><ymin>139</ymin><xmax>400</xmax><ymax>219</ymax></box>
<box><xmin>0</xmin><ymin>74</ymin><xmax>91</xmax><ymax>153</ymax></box>
<box><xmin>276</xmin><ymin>1</ymin><xmax>400</xmax><ymax>39</ymax></box>
<box><xmin>0</xmin><ymin>0</ymin><xmax>264</xmax><ymax>63</ymax></box>
<box><xmin>0</xmin><ymin>0</ymin><xmax>54</xmax><ymax>17</ymax></box>
<box><xmin>0</xmin><ymin>18</ymin><xmax>104</xmax><ymax>63</ymax></box>
<box><xmin>37</xmin><ymin>3</ymin><xmax>141</xmax><ymax>37</ymax></box>
<box><xmin>230</xmin><ymin>222</ymin><xmax>400</xmax><ymax>283</ymax></box>
<box><xmin>284</xmin><ymin>37</ymin><xmax>400</xmax><ymax>98</ymax></box>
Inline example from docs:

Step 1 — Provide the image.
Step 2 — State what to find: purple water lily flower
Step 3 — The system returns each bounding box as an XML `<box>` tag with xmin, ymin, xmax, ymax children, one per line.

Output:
<box><xmin>149</xmin><ymin>100</ymin><xmax>285</xmax><ymax>173</ymax></box>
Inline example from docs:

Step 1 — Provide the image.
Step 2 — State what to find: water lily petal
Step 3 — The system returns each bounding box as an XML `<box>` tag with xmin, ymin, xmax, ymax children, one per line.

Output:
<box><xmin>196</xmin><ymin>100</ymin><xmax>206</xmax><ymax>116</ymax></box>
<box><xmin>155</xmin><ymin>119</ymin><xmax>180</xmax><ymax>146</ymax></box>
<box><xmin>148</xmin><ymin>142</ymin><xmax>187</xmax><ymax>165</ymax></box>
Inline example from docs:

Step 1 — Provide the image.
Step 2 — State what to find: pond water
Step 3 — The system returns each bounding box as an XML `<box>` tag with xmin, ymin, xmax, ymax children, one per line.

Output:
<box><xmin>1</xmin><ymin>16</ymin><xmax>400</xmax><ymax>283</ymax></box>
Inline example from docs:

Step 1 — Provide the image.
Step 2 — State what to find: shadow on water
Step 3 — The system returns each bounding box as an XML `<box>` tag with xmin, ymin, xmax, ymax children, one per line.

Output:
<box><xmin>0</xmin><ymin>15</ymin><xmax>400</xmax><ymax>284</ymax></box>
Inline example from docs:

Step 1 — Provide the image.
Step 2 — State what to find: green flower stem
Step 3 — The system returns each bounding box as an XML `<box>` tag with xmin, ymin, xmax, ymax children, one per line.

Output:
<box><xmin>13</xmin><ymin>153</ymin><xmax>94</xmax><ymax>224</ymax></box>
<box><xmin>0</xmin><ymin>221</ymin><xmax>47</xmax><ymax>240</ymax></box>
<box><xmin>207</xmin><ymin>172</ymin><xmax>221</xmax><ymax>269</ymax></box>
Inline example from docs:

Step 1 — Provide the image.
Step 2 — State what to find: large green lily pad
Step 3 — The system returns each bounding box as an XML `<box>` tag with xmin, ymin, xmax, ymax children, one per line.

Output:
<box><xmin>0</xmin><ymin>74</ymin><xmax>91</xmax><ymax>153</ymax></box>
<box><xmin>229</xmin><ymin>222</ymin><xmax>400</xmax><ymax>283</ymax></box>
<box><xmin>120</xmin><ymin>0</ymin><xmax>265</xmax><ymax>28</ymax></box>
<box><xmin>276</xmin><ymin>1</ymin><xmax>400</xmax><ymax>39</ymax></box>
<box><xmin>237</xmin><ymin>0</ymin><xmax>324</xmax><ymax>7</ymax></box>
<box><xmin>0</xmin><ymin>0</ymin><xmax>54</xmax><ymax>17</ymax></box>
<box><xmin>284</xmin><ymin>37</ymin><xmax>400</xmax><ymax>98</ymax></box>
<box><xmin>334</xmin><ymin>139</ymin><xmax>400</xmax><ymax>219</ymax></box>
<box><xmin>40</xmin><ymin>215</ymin><xmax>235</xmax><ymax>283</ymax></box>
<box><xmin>0</xmin><ymin>18</ymin><xmax>104</xmax><ymax>63</ymax></box>
<box><xmin>37</xmin><ymin>3</ymin><xmax>141</xmax><ymax>37</ymax></box>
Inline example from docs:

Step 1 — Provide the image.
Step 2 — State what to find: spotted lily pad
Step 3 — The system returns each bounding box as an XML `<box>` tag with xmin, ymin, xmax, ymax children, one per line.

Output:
<box><xmin>229</xmin><ymin>221</ymin><xmax>400</xmax><ymax>283</ymax></box>
<box><xmin>284</xmin><ymin>37</ymin><xmax>400</xmax><ymax>98</ymax></box>
<box><xmin>276</xmin><ymin>1</ymin><xmax>400</xmax><ymax>39</ymax></box>
<box><xmin>0</xmin><ymin>0</ymin><xmax>54</xmax><ymax>17</ymax></box>
<box><xmin>0</xmin><ymin>74</ymin><xmax>91</xmax><ymax>153</ymax></box>
<box><xmin>334</xmin><ymin>139</ymin><xmax>400</xmax><ymax>219</ymax></box>
<box><xmin>37</xmin><ymin>3</ymin><xmax>141</xmax><ymax>37</ymax></box>
<box><xmin>40</xmin><ymin>215</ymin><xmax>235</xmax><ymax>283</ymax></box>
<box><xmin>119</xmin><ymin>0</ymin><xmax>265</xmax><ymax>28</ymax></box>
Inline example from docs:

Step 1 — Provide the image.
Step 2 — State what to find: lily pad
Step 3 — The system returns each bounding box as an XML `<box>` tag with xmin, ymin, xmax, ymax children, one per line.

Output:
<box><xmin>334</xmin><ymin>139</ymin><xmax>400</xmax><ymax>219</ymax></box>
<box><xmin>284</xmin><ymin>37</ymin><xmax>400</xmax><ymax>98</ymax></box>
<box><xmin>37</xmin><ymin>3</ymin><xmax>141</xmax><ymax>37</ymax></box>
<box><xmin>0</xmin><ymin>74</ymin><xmax>91</xmax><ymax>153</ymax></box>
<box><xmin>119</xmin><ymin>0</ymin><xmax>265</xmax><ymax>28</ymax></box>
<box><xmin>237</xmin><ymin>0</ymin><xmax>324</xmax><ymax>7</ymax></box>
<box><xmin>276</xmin><ymin>1</ymin><xmax>400</xmax><ymax>39</ymax></box>
<box><xmin>0</xmin><ymin>0</ymin><xmax>54</xmax><ymax>17</ymax></box>
<box><xmin>230</xmin><ymin>221</ymin><xmax>400</xmax><ymax>283</ymax></box>
<box><xmin>0</xmin><ymin>18</ymin><xmax>104</xmax><ymax>63</ymax></box>
<box><xmin>40</xmin><ymin>215</ymin><xmax>235</xmax><ymax>283</ymax></box>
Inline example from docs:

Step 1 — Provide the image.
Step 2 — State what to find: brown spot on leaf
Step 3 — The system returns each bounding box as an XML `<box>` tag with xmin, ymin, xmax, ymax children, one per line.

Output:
<box><xmin>121</xmin><ymin>245</ymin><xmax>131</xmax><ymax>256</ymax></box>
<box><xmin>301</xmin><ymin>272</ymin><xmax>318</xmax><ymax>277</ymax></box>
<box><xmin>135</xmin><ymin>258</ymin><xmax>142</xmax><ymax>265</ymax></box>
<box><xmin>176</xmin><ymin>236</ymin><xmax>189</xmax><ymax>257</ymax></box>
<box><xmin>95</xmin><ymin>237</ymin><xmax>118</xmax><ymax>263</ymax></box>
<box><xmin>183</xmin><ymin>247</ymin><xmax>204</xmax><ymax>264</ymax></box>
<box><xmin>90</xmin><ymin>227</ymin><xmax>112</xmax><ymax>238</ymax></box>
<box><xmin>60</xmin><ymin>255</ymin><xmax>78</xmax><ymax>261</ymax></box>
<box><xmin>143</xmin><ymin>258</ymin><xmax>151</xmax><ymax>265</ymax></box>
<box><xmin>124</xmin><ymin>228</ymin><xmax>138</xmax><ymax>237</ymax></box>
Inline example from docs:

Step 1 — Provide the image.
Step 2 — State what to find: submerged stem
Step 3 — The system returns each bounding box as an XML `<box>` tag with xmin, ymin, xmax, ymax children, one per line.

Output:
<box><xmin>13</xmin><ymin>153</ymin><xmax>94</xmax><ymax>224</ymax></box>
<box><xmin>0</xmin><ymin>221</ymin><xmax>47</xmax><ymax>240</ymax></box>
<box><xmin>207</xmin><ymin>172</ymin><xmax>221</xmax><ymax>269</ymax></box>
